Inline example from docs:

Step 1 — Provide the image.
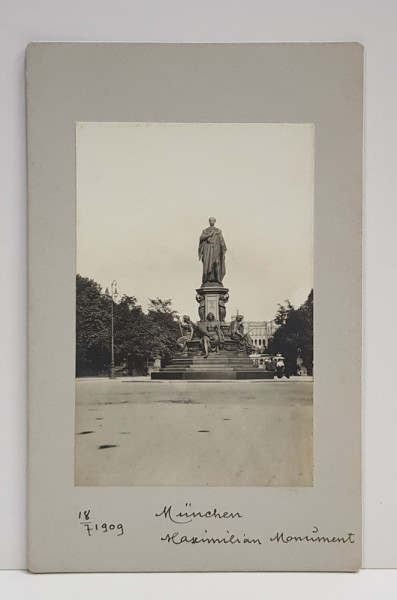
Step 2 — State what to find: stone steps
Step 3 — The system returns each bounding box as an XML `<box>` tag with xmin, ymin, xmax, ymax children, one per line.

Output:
<box><xmin>168</xmin><ymin>366</ymin><xmax>254</xmax><ymax>370</ymax></box>
<box><xmin>161</xmin><ymin>364</ymin><xmax>255</xmax><ymax>370</ymax></box>
<box><xmin>171</xmin><ymin>357</ymin><xmax>245</xmax><ymax>363</ymax></box>
<box><xmin>151</xmin><ymin>370</ymin><xmax>275</xmax><ymax>380</ymax></box>
<box><xmin>171</xmin><ymin>357</ymin><xmax>252</xmax><ymax>363</ymax></box>
<box><xmin>151</xmin><ymin>349</ymin><xmax>276</xmax><ymax>380</ymax></box>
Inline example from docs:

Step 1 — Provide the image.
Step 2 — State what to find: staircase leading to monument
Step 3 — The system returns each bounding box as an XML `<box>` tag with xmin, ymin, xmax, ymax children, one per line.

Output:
<box><xmin>151</xmin><ymin>350</ymin><xmax>275</xmax><ymax>380</ymax></box>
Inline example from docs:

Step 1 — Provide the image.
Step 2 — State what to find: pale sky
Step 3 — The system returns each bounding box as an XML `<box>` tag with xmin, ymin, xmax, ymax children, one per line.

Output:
<box><xmin>76</xmin><ymin>122</ymin><xmax>313</xmax><ymax>321</ymax></box>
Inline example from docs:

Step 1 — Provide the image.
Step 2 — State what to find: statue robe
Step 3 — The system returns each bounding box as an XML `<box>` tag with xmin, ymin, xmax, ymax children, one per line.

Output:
<box><xmin>198</xmin><ymin>226</ymin><xmax>227</xmax><ymax>284</ymax></box>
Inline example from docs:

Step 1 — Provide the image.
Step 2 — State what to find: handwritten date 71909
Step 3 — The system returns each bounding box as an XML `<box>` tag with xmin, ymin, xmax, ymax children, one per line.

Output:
<box><xmin>78</xmin><ymin>510</ymin><xmax>124</xmax><ymax>537</ymax></box>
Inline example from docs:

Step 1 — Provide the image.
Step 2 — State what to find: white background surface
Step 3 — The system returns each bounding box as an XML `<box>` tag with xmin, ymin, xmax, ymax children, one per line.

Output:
<box><xmin>1</xmin><ymin>0</ymin><xmax>396</xmax><ymax>596</ymax></box>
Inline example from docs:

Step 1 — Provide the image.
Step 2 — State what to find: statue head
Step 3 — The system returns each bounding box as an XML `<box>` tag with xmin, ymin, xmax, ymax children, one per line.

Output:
<box><xmin>207</xmin><ymin>312</ymin><xmax>215</xmax><ymax>321</ymax></box>
<box><xmin>208</xmin><ymin>217</ymin><xmax>216</xmax><ymax>226</ymax></box>
<box><xmin>183</xmin><ymin>315</ymin><xmax>191</xmax><ymax>323</ymax></box>
<box><xmin>236</xmin><ymin>314</ymin><xmax>244</xmax><ymax>322</ymax></box>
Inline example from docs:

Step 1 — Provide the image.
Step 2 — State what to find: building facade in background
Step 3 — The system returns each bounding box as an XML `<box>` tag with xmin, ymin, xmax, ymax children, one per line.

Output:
<box><xmin>230</xmin><ymin>314</ymin><xmax>278</xmax><ymax>351</ymax></box>
<box><xmin>245</xmin><ymin>320</ymin><xmax>277</xmax><ymax>350</ymax></box>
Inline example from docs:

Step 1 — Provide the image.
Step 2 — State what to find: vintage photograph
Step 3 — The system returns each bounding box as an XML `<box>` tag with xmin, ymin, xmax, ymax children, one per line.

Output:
<box><xmin>75</xmin><ymin>122</ymin><xmax>314</xmax><ymax>486</ymax></box>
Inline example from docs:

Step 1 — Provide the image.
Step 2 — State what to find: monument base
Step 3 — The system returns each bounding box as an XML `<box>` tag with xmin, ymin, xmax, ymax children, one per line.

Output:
<box><xmin>196</xmin><ymin>283</ymin><xmax>229</xmax><ymax>322</ymax></box>
<box><xmin>151</xmin><ymin>349</ymin><xmax>275</xmax><ymax>380</ymax></box>
<box><xmin>159</xmin><ymin>276</ymin><xmax>269</xmax><ymax>380</ymax></box>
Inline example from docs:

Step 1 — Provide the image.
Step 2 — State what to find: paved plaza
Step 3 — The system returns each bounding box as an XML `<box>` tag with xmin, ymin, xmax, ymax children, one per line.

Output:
<box><xmin>75</xmin><ymin>378</ymin><xmax>313</xmax><ymax>487</ymax></box>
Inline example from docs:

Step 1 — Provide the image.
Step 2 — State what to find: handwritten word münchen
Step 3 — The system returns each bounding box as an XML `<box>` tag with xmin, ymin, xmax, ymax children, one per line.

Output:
<box><xmin>155</xmin><ymin>504</ymin><xmax>242</xmax><ymax>524</ymax></box>
<box><xmin>270</xmin><ymin>526</ymin><xmax>355</xmax><ymax>544</ymax></box>
<box><xmin>161</xmin><ymin>530</ymin><xmax>262</xmax><ymax>546</ymax></box>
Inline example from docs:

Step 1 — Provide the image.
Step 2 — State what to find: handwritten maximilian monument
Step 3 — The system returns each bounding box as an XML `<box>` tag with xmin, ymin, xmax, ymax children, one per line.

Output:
<box><xmin>151</xmin><ymin>218</ymin><xmax>274</xmax><ymax>380</ymax></box>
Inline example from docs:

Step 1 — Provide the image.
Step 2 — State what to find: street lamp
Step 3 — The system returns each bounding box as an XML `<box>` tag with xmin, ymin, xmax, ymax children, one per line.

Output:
<box><xmin>105</xmin><ymin>280</ymin><xmax>118</xmax><ymax>379</ymax></box>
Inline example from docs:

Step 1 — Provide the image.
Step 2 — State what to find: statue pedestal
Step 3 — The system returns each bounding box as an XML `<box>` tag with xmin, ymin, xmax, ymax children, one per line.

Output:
<box><xmin>196</xmin><ymin>283</ymin><xmax>229</xmax><ymax>322</ymax></box>
<box><xmin>152</xmin><ymin>356</ymin><xmax>162</xmax><ymax>371</ymax></box>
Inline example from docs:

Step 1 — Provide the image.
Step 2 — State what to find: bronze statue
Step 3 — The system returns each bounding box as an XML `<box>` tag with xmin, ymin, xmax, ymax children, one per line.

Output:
<box><xmin>195</xmin><ymin>293</ymin><xmax>206</xmax><ymax>321</ymax></box>
<box><xmin>218</xmin><ymin>292</ymin><xmax>229</xmax><ymax>321</ymax></box>
<box><xmin>198</xmin><ymin>217</ymin><xmax>227</xmax><ymax>285</ymax></box>
<box><xmin>230</xmin><ymin>314</ymin><xmax>254</xmax><ymax>354</ymax></box>
<box><xmin>176</xmin><ymin>315</ymin><xmax>194</xmax><ymax>353</ymax></box>
<box><xmin>196</xmin><ymin>312</ymin><xmax>224</xmax><ymax>358</ymax></box>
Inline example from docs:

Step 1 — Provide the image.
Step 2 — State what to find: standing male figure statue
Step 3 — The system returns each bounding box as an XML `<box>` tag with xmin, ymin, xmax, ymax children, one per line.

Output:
<box><xmin>198</xmin><ymin>217</ymin><xmax>227</xmax><ymax>285</ymax></box>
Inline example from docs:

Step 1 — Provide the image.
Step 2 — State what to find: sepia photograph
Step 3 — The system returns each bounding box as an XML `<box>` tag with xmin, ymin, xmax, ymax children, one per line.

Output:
<box><xmin>75</xmin><ymin>122</ymin><xmax>314</xmax><ymax>487</ymax></box>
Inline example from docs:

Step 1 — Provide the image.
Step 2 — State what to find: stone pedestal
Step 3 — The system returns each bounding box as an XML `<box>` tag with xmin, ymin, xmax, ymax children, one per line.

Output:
<box><xmin>196</xmin><ymin>283</ymin><xmax>229</xmax><ymax>322</ymax></box>
<box><xmin>152</xmin><ymin>356</ymin><xmax>162</xmax><ymax>371</ymax></box>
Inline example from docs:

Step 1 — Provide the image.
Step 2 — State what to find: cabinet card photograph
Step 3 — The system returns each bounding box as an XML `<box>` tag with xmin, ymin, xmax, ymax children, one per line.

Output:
<box><xmin>28</xmin><ymin>42</ymin><xmax>362</xmax><ymax>573</ymax></box>
<box><xmin>75</xmin><ymin>122</ymin><xmax>314</xmax><ymax>487</ymax></box>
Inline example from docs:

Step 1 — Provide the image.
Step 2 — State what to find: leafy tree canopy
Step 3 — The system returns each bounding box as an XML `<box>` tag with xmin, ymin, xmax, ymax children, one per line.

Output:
<box><xmin>268</xmin><ymin>290</ymin><xmax>313</xmax><ymax>375</ymax></box>
<box><xmin>76</xmin><ymin>276</ymin><xmax>181</xmax><ymax>376</ymax></box>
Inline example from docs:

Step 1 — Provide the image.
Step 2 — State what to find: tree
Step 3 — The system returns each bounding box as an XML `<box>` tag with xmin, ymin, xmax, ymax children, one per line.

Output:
<box><xmin>147</xmin><ymin>298</ymin><xmax>181</xmax><ymax>366</ymax></box>
<box><xmin>274</xmin><ymin>300</ymin><xmax>294</xmax><ymax>326</ymax></box>
<box><xmin>76</xmin><ymin>277</ymin><xmax>182</xmax><ymax>376</ymax></box>
<box><xmin>76</xmin><ymin>275</ymin><xmax>110</xmax><ymax>375</ymax></box>
<box><xmin>112</xmin><ymin>294</ymin><xmax>147</xmax><ymax>371</ymax></box>
<box><xmin>296</xmin><ymin>290</ymin><xmax>313</xmax><ymax>375</ymax></box>
<box><xmin>268</xmin><ymin>290</ymin><xmax>313</xmax><ymax>375</ymax></box>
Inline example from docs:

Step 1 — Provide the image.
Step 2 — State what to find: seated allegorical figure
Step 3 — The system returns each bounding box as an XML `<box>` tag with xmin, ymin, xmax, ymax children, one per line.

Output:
<box><xmin>229</xmin><ymin>314</ymin><xmax>254</xmax><ymax>354</ymax></box>
<box><xmin>196</xmin><ymin>312</ymin><xmax>224</xmax><ymax>358</ymax></box>
<box><xmin>176</xmin><ymin>315</ymin><xmax>194</xmax><ymax>353</ymax></box>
